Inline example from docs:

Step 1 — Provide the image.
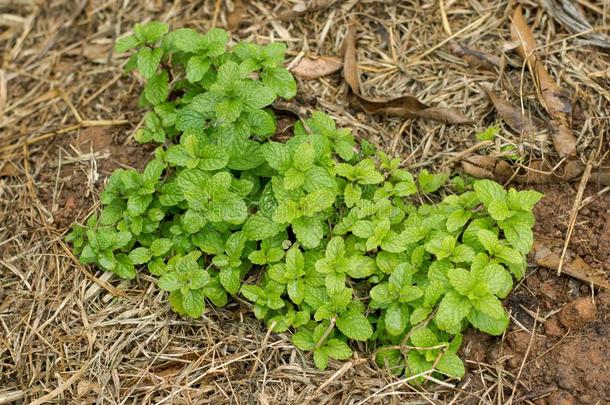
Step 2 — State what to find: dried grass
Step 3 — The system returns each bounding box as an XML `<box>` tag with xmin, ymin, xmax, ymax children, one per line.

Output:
<box><xmin>1</xmin><ymin>0</ymin><xmax>609</xmax><ymax>403</ymax></box>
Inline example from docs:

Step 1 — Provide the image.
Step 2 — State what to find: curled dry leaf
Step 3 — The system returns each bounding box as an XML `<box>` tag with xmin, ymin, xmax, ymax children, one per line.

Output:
<box><xmin>291</xmin><ymin>56</ymin><xmax>343</xmax><ymax>80</ymax></box>
<box><xmin>511</xmin><ymin>6</ymin><xmax>576</xmax><ymax>157</ymax></box>
<box><xmin>275</xmin><ymin>0</ymin><xmax>336</xmax><ymax>20</ymax></box>
<box><xmin>0</xmin><ymin>161</ymin><xmax>19</xmax><ymax>177</ymax></box>
<box><xmin>342</xmin><ymin>25</ymin><xmax>471</xmax><ymax>124</ymax></box>
<box><xmin>448</xmin><ymin>41</ymin><xmax>500</xmax><ymax>71</ymax></box>
<box><xmin>227</xmin><ymin>0</ymin><xmax>246</xmax><ymax>31</ymax></box>
<box><xmin>461</xmin><ymin>155</ymin><xmax>586</xmax><ymax>184</ymax></box>
<box><xmin>533</xmin><ymin>237</ymin><xmax>610</xmax><ymax>290</ymax></box>
<box><xmin>480</xmin><ymin>83</ymin><xmax>542</xmax><ymax>135</ymax></box>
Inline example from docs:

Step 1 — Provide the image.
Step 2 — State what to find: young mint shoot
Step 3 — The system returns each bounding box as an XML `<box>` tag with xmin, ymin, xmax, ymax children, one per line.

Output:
<box><xmin>67</xmin><ymin>21</ymin><xmax>543</xmax><ymax>381</ymax></box>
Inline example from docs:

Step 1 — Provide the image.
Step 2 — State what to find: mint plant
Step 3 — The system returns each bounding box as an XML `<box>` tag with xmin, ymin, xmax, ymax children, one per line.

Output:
<box><xmin>67</xmin><ymin>22</ymin><xmax>543</xmax><ymax>381</ymax></box>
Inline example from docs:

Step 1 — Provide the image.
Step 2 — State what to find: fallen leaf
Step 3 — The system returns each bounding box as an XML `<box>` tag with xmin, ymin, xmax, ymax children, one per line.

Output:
<box><xmin>480</xmin><ymin>83</ymin><xmax>542</xmax><ymax>134</ymax></box>
<box><xmin>461</xmin><ymin>155</ymin><xmax>585</xmax><ymax>183</ymax></box>
<box><xmin>0</xmin><ymin>161</ymin><xmax>19</xmax><ymax>177</ymax></box>
<box><xmin>342</xmin><ymin>24</ymin><xmax>471</xmax><ymax>124</ymax></box>
<box><xmin>291</xmin><ymin>56</ymin><xmax>343</xmax><ymax>80</ymax></box>
<box><xmin>227</xmin><ymin>0</ymin><xmax>246</xmax><ymax>31</ymax></box>
<box><xmin>448</xmin><ymin>41</ymin><xmax>500</xmax><ymax>71</ymax></box>
<box><xmin>511</xmin><ymin>6</ymin><xmax>576</xmax><ymax>157</ymax></box>
<box><xmin>533</xmin><ymin>237</ymin><xmax>610</xmax><ymax>290</ymax></box>
<box><xmin>275</xmin><ymin>0</ymin><xmax>336</xmax><ymax>20</ymax></box>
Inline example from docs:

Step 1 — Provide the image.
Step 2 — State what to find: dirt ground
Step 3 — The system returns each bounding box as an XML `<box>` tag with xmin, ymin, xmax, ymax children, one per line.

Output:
<box><xmin>1</xmin><ymin>1</ymin><xmax>609</xmax><ymax>404</ymax></box>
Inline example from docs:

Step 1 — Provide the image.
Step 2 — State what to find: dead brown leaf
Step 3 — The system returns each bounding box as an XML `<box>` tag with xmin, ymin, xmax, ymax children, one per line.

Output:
<box><xmin>226</xmin><ymin>0</ymin><xmax>246</xmax><ymax>31</ymax></box>
<box><xmin>480</xmin><ymin>83</ymin><xmax>542</xmax><ymax>134</ymax></box>
<box><xmin>291</xmin><ymin>56</ymin><xmax>343</xmax><ymax>80</ymax></box>
<box><xmin>533</xmin><ymin>237</ymin><xmax>610</xmax><ymax>290</ymax></box>
<box><xmin>0</xmin><ymin>161</ymin><xmax>19</xmax><ymax>177</ymax></box>
<box><xmin>448</xmin><ymin>42</ymin><xmax>500</xmax><ymax>71</ymax></box>
<box><xmin>461</xmin><ymin>155</ymin><xmax>585</xmax><ymax>183</ymax></box>
<box><xmin>275</xmin><ymin>0</ymin><xmax>336</xmax><ymax>21</ymax></box>
<box><xmin>511</xmin><ymin>6</ymin><xmax>576</xmax><ymax>157</ymax></box>
<box><xmin>342</xmin><ymin>24</ymin><xmax>471</xmax><ymax>125</ymax></box>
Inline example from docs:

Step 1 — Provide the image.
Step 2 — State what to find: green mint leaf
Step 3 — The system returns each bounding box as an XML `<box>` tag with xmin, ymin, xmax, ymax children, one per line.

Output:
<box><xmin>418</xmin><ymin>169</ymin><xmax>447</xmax><ymax>193</ymax></box>
<box><xmin>114</xmin><ymin>254</ymin><xmax>136</xmax><ymax>279</ymax></box>
<box><xmin>182</xmin><ymin>289</ymin><xmax>205</xmax><ymax>317</ymax></box>
<box><xmin>215</xmin><ymin>99</ymin><xmax>243</xmax><ymax>123</ymax></box>
<box><xmin>344</xmin><ymin>183</ymin><xmax>361</xmax><ymax>208</ymax></box>
<box><xmin>127</xmin><ymin>194</ymin><xmax>152</xmax><ymax>216</ymax></box>
<box><xmin>150</xmin><ymin>238</ymin><xmax>173</xmax><ymax>256</ymax></box>
<box><xmin>158</xmin><ymin>272</ymin><xmax>183</xmax><ymax>291</ymax></box>
<box><xmin>186</xmin><ymin>56</ymin><xmax>211</xmax><ymax>82</ymax></box>
<box><xmin>473</xmin><ymin>179</ymin><xmax>506</xmax><ymax>207</ymax></box>
<box><xmin>436</xmin><ymin>352</ymin><xmax>465</xmax><ymax>378</ymax></box>
<box><xmin>385</xmin><ymin>304</ymin><xmax>408</xmax><ymax>336</ymax></box>
<box><xmin>243</xmin><ymin>213</ymin><xmax>285</xmax><ymax>241</ymax></box>
<box><xmin>410</xmin><ymin>327</ymin><xmax>438</xmax><ymax>348</ymax></box>
<box><xmin>144</xmin><ymin>71</ymin><xmax>169</xmax><ymax>105</ymax></box>
<box><xmin>425</xmin><ymin>234</ymin><xmax>456</xmax><ymax>260</ymax></box>
<box><xmin>370</xmin><ymin>283</ymin><xmax>393</xmax><ymax>305</ymax></box>
<box><xmin>473</xmin><ymin>294</ymin><xmax>505</xmax><ymax>319</ymax></box>
<box><xmin>499</xmin><ymin>212</ymin><xmax>535</xmax><ymax>253</ymax></box>
<box><xmin>137</xmin><ymin>47</ymin><xmax>163</xmax><ymax>79</ymax></box>
<box><xmin>408</xmin><ymin>305</ymin><xmax>432</xmax><ymax>326</ymax></box>
<box><xmin>241</xmin><ymin>81</ymin><xmax>276</xmax><ymax>109</ymax></box>
<box><xmin>434</xmin><ymin>291</ymin><xmax>471</xmax><ymax>333</ymax></box>
<box><xmin>166</xmin><ymin>28</ymin><xmax>204</xmax><ymax>52</ymax></box>
<box><xmin>472</xmin><ymin>263</ymin><xmax>513</xmax><ymax>298</ymax></box>
<box><xmin>287</xmin><ymin>279</ymin><xmax>305</xmax><ymax>304</ymax></box>
<box><xmin>336</xmin><ymin>310</ymin><xmax>373</xmax><ymax>341</ymax></box>
<box><xmin>198</xmin><ymin>145</ymin><xmax>229</xmax><ymax>170</ymax></box>
<box><xmin>313</xmin><ymin>348</ymin><xmax>329</xmax><ymax>370</ymax></box>
<box><xmin>507</xmin><ymin>189</ymin><xmax>543</xmax><ymax>212</ymax></box>
<box><xmin>475</xmin><ymin>126</ymin><xmax>499</xmax><ymax>141</ymax></box>
<box><xmin>292</xmin><ymin>216</ymin><xmax>324</xmax><ymax>249</ymax></box>
<box><xmin>346</xmin><ymin>256</ymin><xmax>376</xmax><ymax>278</ymax></box>
<box><xmin>129</xmin><ymin>247</ymin><xmax>151</xmax><ymax>265</ymax></box>
<box><xmin>291</xmin><ymin>329</ymin><xmax>315</xmax><ymax>351</ymax></box>
<box><xmin>476</xmin><ymin>229</ymin><xmax>500</xmax><ymax>253</ymax></box>
<box><xmin>247</xmin><ymin>109</ymin><xmax>276</xmax><ymax>136</ymax></box>
<box><xmin>134</xmin><ymin>21</ymin><xmax>168</xmax><ymax>44</ymax></box>
<box><xmin>487</xmin><ymin>199</ymin><xmax>512</xmax><ymax>221</ymax></box>
<box><xmin>115</xmin><ymin>35</ymin><xmax>140</xmax><ymax>53</ymax></box>
<box><xmin>219</xmin><ymin>267</ymin><xmax>241</xmax><ymax>294</ymax></box>
<box><xmin>325</xmin><ymin>339</ymin><xmax>352</xmax><ymax>360</ymax></box>
<box><xmin>467</xmin><ymin>308</ymin><xmax>509</xmax><ymax>336</ymax></box>
<box><xmin>261</xmin><ymin>67</ymin><xmax>296</xmax><ymax>99</ymax></box>
<box><xmin>446</xmin><ymin>209</ymin><xmax>471</xmax><ymax>233</ymax></box>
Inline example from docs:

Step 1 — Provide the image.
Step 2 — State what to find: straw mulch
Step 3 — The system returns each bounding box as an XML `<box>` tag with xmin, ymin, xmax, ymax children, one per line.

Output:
<box><xmin>1</xmin><ymin>1</ymin><xmax>609</xmax><ymax>404</ymax></box>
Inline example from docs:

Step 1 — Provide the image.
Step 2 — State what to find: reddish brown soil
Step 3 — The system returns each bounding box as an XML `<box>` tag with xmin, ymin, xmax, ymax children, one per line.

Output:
<box><xmin>461</xmin><ymin>184</ymin><xmax>610</xmax><ymax>404</ymax></box>
<box><xmin>533</xmin><ymin>183</ymin><xmax>610</xmax><ymax>271</ymax></box>
<box><xmin>36</xmin><ymin>126</ymin><xmax>155</xmax><ymax>228</ymax></box>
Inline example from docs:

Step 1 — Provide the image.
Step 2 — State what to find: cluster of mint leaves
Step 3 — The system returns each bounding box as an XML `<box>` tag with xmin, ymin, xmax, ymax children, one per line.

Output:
<box><xmin>66</xmin><ymin>22</ymin><xmax>543</xmax><ymax>380</ymax></box>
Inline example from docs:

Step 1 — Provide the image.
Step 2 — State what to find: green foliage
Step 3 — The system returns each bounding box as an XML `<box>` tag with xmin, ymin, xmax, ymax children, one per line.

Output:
<box><xmin>67</xmin><ymin>24</ymin><xmax>544</xmax><ymax>382</ymax></box>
